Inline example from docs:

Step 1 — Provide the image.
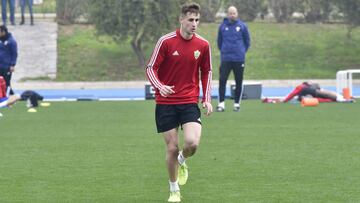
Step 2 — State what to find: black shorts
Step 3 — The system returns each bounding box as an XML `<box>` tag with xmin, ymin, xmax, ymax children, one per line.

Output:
<box><xmin>299</xmin><ymin>86</ymin><xmax>317</xmax><ymax>98</ymax></box>
<box><xmin>155</xmin><ymin>103</ymin><xmax>201</xmax><ymax>133</ymax></box>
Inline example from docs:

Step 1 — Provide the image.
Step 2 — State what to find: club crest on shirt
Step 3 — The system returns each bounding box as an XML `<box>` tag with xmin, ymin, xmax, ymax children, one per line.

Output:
<box><xmin>194</xmin><ymin>50</ymin><xmax>200</xmax><ymax>59</ymax></box>
<box><xmin>236</xmin><ymin>26</ymin><xmax>241</xmax><ymax>32</ymax></box>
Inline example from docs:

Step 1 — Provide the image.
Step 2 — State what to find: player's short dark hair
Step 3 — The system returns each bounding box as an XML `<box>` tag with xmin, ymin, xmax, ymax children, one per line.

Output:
<box><xmin>0</xmin><ymin>25</ymin><xmax>8</xmax><ymax>34</ymax></box>
<box><xmin>181</xmin><ymin>2</ymin><xmax>200</xmax><ymax>17</ymax></box>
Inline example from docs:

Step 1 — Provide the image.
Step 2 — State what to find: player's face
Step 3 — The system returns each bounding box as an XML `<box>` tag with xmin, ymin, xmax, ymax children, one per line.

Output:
<box><xmin>180</xmin><ymin>12</ymin><xmax>200</xmax><ymax>36</ymax></box>
<box><xmin>227</xmin><ymin>8</ymin><xmax>238</xmax><ymax>21</ymax></box>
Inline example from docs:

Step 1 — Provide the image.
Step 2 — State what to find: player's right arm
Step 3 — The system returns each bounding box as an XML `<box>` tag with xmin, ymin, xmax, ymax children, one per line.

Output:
<box><xmin>283</xmin><ymin>84</ymin><xmax>304</xmax><ymax>102</ymax></box>
<box><xmin>146</xmin><ymin>33</ymin><xmax>177</xmax><ymax>97</ymax></box>
<box><xmin>159</xmin><ymin>85</ymin><xmax>175</xmax><ymax>97</ymax></box>
<box><xmin>146</xmin><ymin>37</ymin><xmax>165</xmax><ymax>91</ymax></box>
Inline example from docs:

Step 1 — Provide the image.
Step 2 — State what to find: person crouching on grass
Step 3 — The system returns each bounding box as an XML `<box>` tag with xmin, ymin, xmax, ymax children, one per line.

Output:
<box><xmin>0</xmin><ymin>75</ymin><xmax>19</xmax><ymax>108</ymax></box>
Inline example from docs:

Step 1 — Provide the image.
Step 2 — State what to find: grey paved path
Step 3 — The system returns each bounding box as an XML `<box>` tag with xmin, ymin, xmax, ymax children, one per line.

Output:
<box><xmin>9</xmin><ymin>19</ymin><xmax>57</xmax><ymax>82</ymax></box>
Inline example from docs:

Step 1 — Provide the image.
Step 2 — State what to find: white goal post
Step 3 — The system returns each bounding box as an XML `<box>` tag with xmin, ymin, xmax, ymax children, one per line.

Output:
<box><xmin>336</xmin><ymin>69</ymin><xmax>360</xmax><ymax>97</ymax></box>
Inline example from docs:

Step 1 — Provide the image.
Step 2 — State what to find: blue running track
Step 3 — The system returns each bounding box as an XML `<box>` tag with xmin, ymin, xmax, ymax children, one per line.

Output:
<box><xmin>14</xmin><ymin>86</ymin><xmax>360</xmax><ymax>101</ymax></box>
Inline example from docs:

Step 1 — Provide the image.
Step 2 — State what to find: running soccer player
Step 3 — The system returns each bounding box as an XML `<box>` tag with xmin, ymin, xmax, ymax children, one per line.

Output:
<box><xmin>146</xmin><ymin>2</ymin><xmax>212</xmax><ymax>202</ymax></box>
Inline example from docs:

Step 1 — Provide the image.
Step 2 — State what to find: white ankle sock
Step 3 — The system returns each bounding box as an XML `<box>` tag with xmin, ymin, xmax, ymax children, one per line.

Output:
<box><xmin>169</xmin><ymin>180</ymin><xmax>180</xmax><ymax>192</ymax></box>
<box><xmin>234</xmin><ymin>103</ymin><xmax>240</xmax><ymax>108</ymax></box>
<box><xmin>336</xmin><ymin>94</ymin><xmax>346</xmax><ymax>102</ymax></box>
<box><xmin>177</xmin><ymin>151</ymin><xmax>186</xmax><ymax>165</ymax></box>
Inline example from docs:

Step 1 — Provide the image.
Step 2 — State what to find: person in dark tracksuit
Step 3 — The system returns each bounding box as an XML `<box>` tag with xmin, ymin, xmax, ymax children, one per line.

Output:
<box><xmin>0</xmin><ymin>25</ymin><xmax>17</xmax><ymax>95</ymax></box>
<box><xmin>19</xmin><ymin>0</ymin><xmax>34</xmax><ymax>25</ymax></box>
<box><xmin>216</xmin><ymin>6</ymin><xmax>250</xmax><ymax>112</ymax></box>
<box><xmin>1</xmin><ymin>0</ymin><xmax>15</xmax><ymax>26</ymax></box>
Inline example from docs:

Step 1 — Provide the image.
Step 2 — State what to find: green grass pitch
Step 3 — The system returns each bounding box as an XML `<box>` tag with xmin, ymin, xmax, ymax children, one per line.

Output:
<box><xmin>1</xmin><ymin>100</ymin><xmax>360</xmax><ymax>202</ymax></box>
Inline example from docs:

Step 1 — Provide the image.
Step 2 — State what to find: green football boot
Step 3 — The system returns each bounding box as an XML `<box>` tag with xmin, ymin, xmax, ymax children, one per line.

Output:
<box><xmin>168</xmin><ymin>191</ymin><xmax>181</xmax><ymax>202</ymax></box>
<box><xmin>178</xmin><ymin>163</ymin><xmax>188</xmax><ymax>186</ymax></box>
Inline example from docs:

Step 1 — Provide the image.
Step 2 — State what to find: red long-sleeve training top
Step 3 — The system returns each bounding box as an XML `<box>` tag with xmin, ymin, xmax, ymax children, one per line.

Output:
<box><xmin>146</xmin><ymin>29</ymin><xmax>212</xmax><ymax>105</ymax></box>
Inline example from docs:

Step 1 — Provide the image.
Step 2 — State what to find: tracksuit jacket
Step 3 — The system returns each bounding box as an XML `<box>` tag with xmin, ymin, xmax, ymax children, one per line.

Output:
<box><xmin>0</xmin><ymin>33</ymin><xmax>17</xmax><ymax>69</ymax></box>
<box><xmin>217</xmin><ymin>18</ymin><xmax>250</xmax><ymax>62</ymax></box>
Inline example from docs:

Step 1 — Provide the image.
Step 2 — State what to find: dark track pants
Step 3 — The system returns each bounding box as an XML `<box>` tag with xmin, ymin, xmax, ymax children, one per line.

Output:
<box><xmin>218</xmin><ymin>61</ymin><xmax>245</xmax><ymax>103</ymax></box>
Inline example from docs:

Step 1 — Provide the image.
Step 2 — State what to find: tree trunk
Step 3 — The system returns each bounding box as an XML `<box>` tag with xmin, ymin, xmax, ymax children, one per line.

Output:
<box><xmin>56</xmin><ymin>0</ymin><xmax>71</xmax><ymax>25</ymax></box>
<box><xmin>346</xmin><ymin>25</ymin><xmax>354</xmax><ymax>39</ymax></box>
<box><xmin>131</xmin><ymin>26</ymin><xmax>146</xmax><ymax>68</ymax></box>
<box><xmin>131</xmin><ymin>40</ymin><xmax>146</xmax><ymax>68</ymax></box>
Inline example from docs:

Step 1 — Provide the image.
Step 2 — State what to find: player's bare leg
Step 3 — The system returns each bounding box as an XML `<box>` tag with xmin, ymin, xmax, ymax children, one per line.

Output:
<box><xmin>177</xmin><ymin>122</ymin><xmax>201</xmax><ymax>186</ymax></box>
<box><xmin>7</xmin><ymin>95</ymin><xmax>20</xmax><ymax>106</ymax></box>
<box><xmin>316</xmin><ymin>89</ymin><xmax>337</xmax><ymax>101</ymax></box>
<box><xmin>182</xmin><ymin>122</ymin><xmax>201</xmax><ymax>158</ymax></box>
<box><xmin>163</xmin><ymin>128</ymin><xmax>181</xmax><ymax>202</ymax></box>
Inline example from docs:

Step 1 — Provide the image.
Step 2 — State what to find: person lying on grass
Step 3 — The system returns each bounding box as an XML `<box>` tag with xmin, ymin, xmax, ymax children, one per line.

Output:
<box><xmin>282</xmin><ymin>82</ymin><xmax>353</xmax><ymax>103</ymax></box>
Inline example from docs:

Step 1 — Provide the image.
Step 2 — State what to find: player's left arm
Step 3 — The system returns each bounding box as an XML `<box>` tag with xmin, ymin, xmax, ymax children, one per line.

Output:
<box><xmin>242</xmin><ymin>23</ymin><xmax>251</xmax><ymax>52</ymax></box>
<box><xmin>200</xmin><ymin>44</ymin><xmax>213</xmax><ymax>116</ymax></box>
<box><xmin>217</xmin><ymin>25</ymin><xmax>223</xmax><ymax>50</ymax></box>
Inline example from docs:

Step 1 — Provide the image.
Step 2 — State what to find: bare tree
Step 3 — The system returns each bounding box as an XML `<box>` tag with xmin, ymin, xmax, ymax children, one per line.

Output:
<box><xmin>88</xmin><ymin>0</ymin><xmax>178</xmax><ymax>67</ymax></box>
